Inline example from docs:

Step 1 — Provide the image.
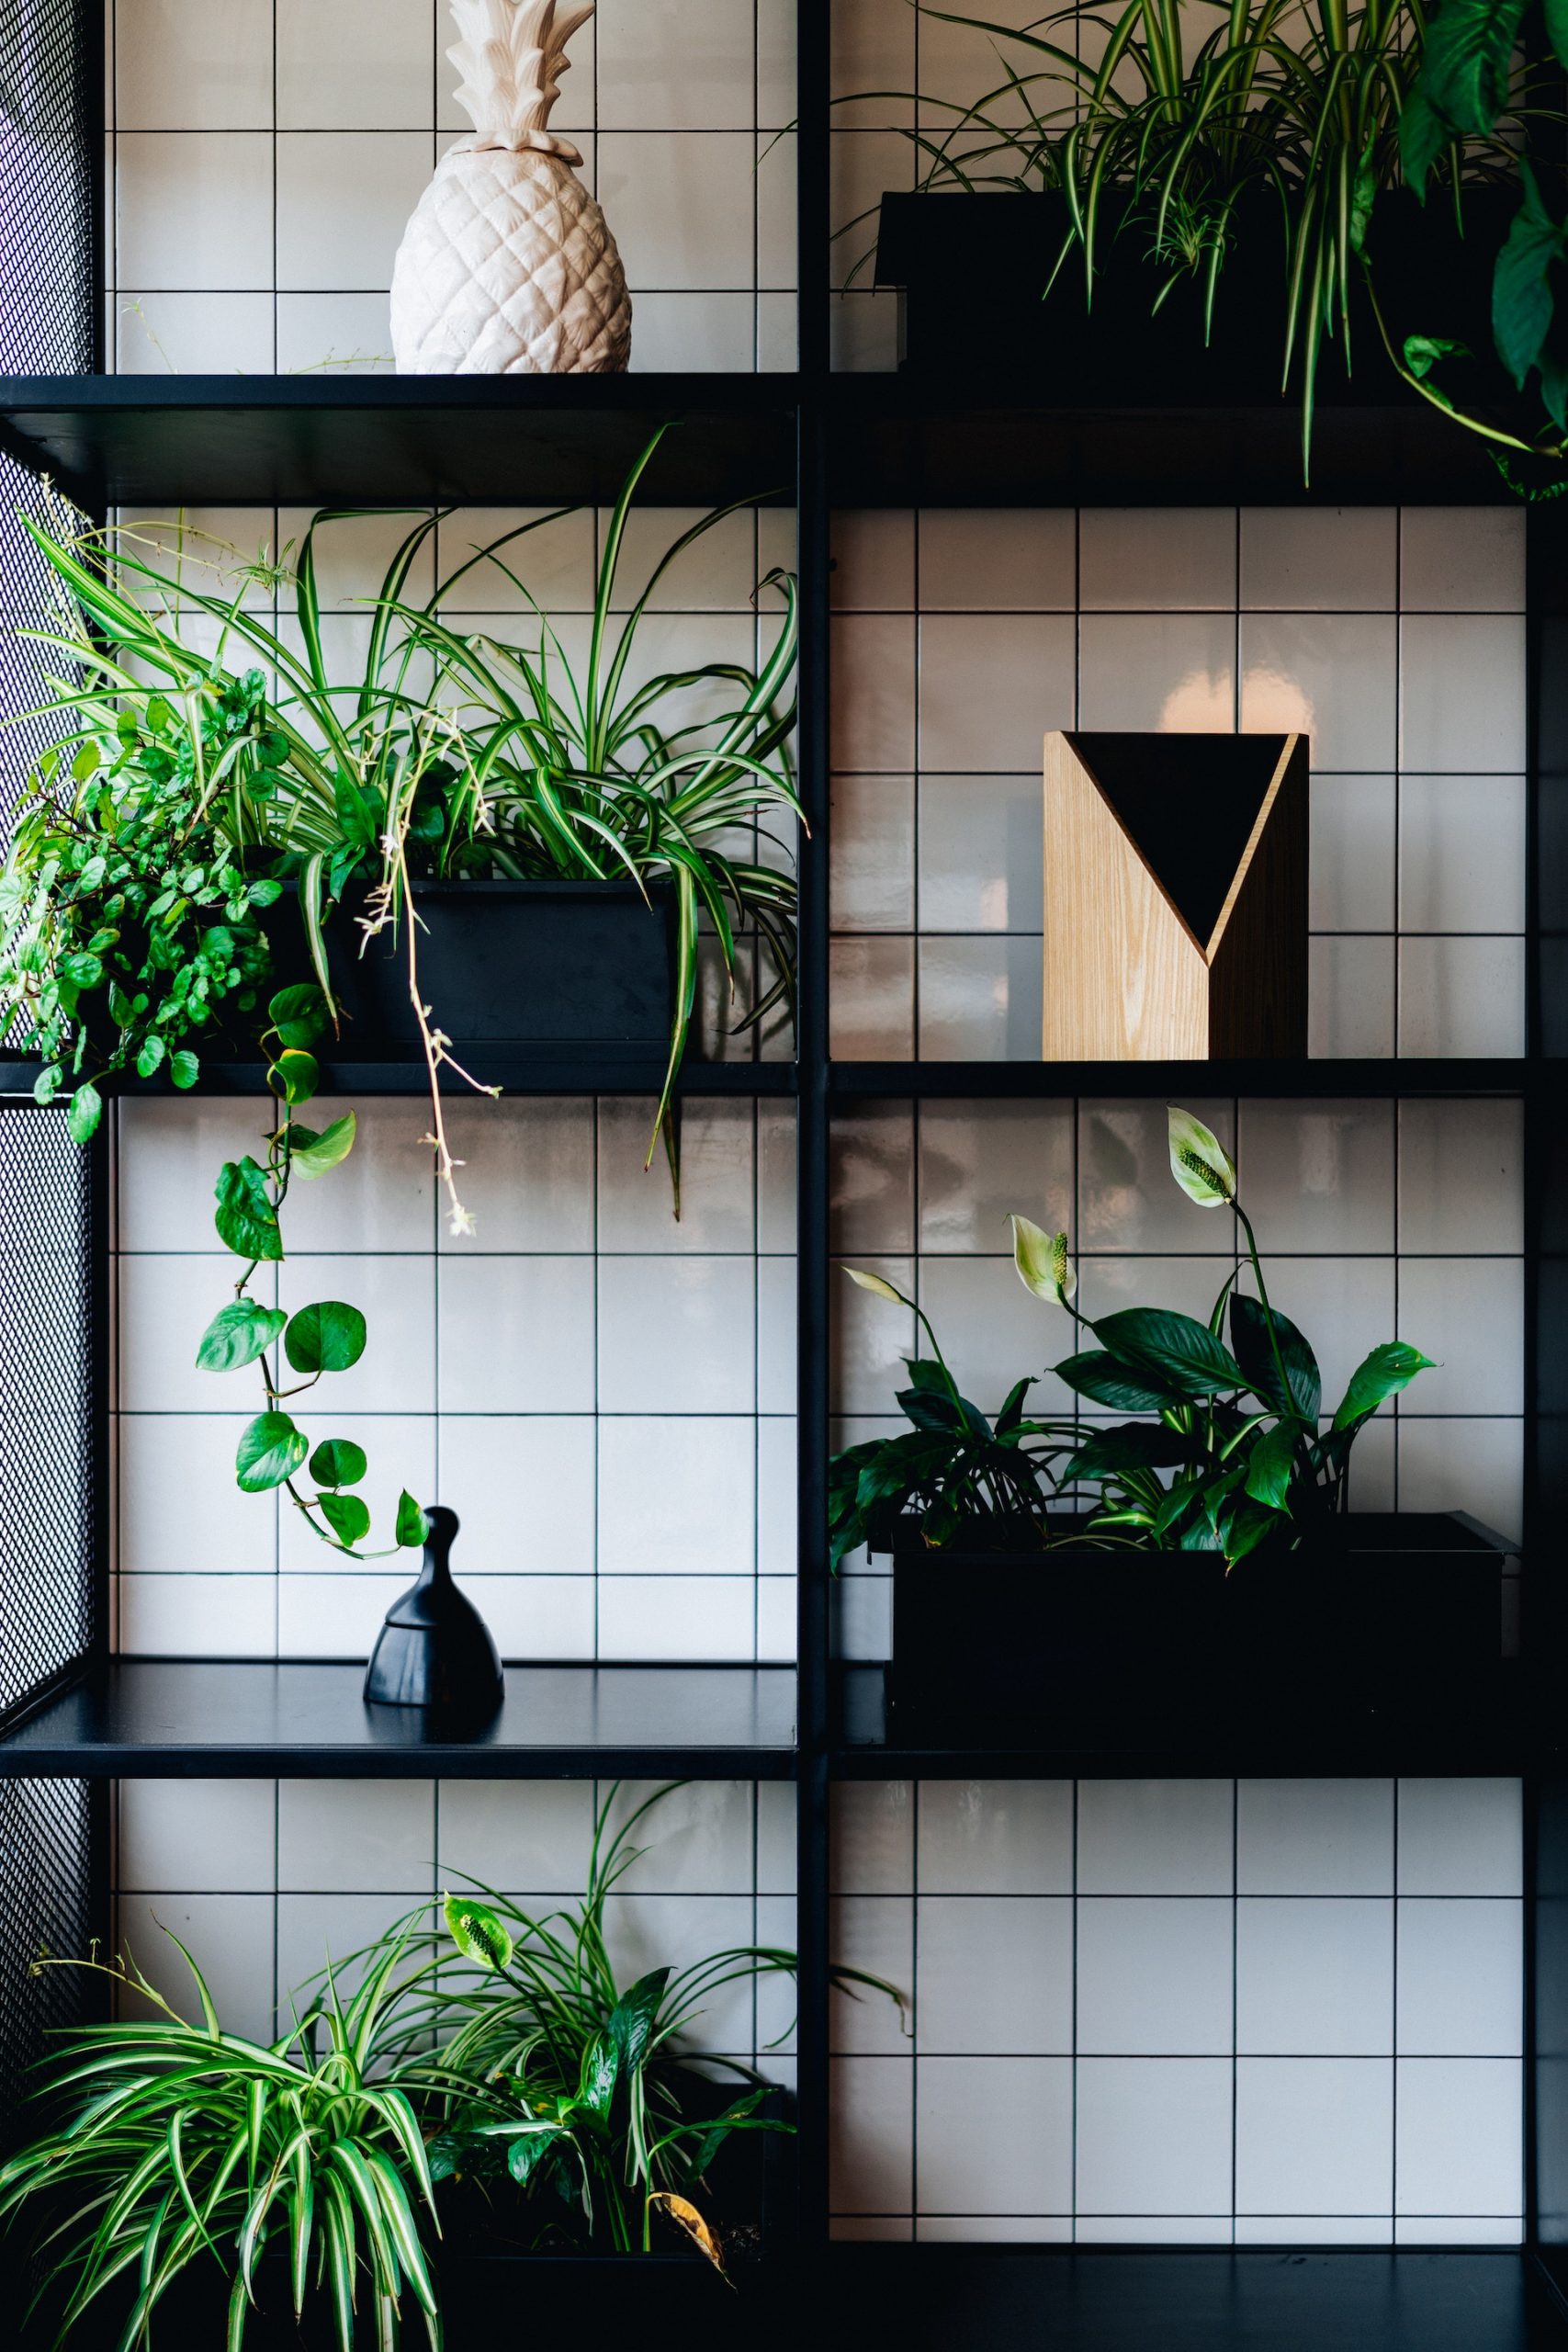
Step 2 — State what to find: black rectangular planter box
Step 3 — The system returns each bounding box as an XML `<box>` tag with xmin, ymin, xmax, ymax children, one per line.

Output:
<box><xmin>874</xmin><ymin>187</ymin><xmax>1508</xmax><ymax>410</ymax></box>
<box><xmin>884</xmin><ymin>1511</ymin><xmax>1514</xmax><ymax>1741</ymax></box>
<box><xmin>275</xmin><ymin>876</ymin><xmax>676</xmax><ymax>1066</ymax></box>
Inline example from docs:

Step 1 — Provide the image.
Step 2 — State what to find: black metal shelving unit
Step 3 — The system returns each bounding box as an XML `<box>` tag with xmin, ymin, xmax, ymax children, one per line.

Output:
<box><xmin>0</xmin><ymin>1</ymin><xmax>1565</xmax><ymax>2345</ymax></box>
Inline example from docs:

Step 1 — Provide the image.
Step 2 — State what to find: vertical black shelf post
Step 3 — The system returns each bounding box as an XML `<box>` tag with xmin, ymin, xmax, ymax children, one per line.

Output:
<box><xmin>795</xmin><ymin>0</ymin><xmax>834</xmax><ymax>2270</ymax></box>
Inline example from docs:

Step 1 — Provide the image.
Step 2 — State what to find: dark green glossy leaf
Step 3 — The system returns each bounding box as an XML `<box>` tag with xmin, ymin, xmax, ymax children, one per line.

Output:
<box><xmin>310</xmin><ymin>1437</ymin><xmax>367</xmax><ymax>1489</ymax></box>
<box><xmin>284</xmin><ymin>1300</ymin><xmax>367</xmax><ymax>1375</ymax></box>
<box><xmin>268</xmin><ymin>984</ymin><xmax>331</xmax><ymax>1046</ymax></box>
<box><xmin>1230</xmin><ymin>1293</ymin><xmax>1321</xmax><ymax>1423</ymax></box>
<box><xmin>196</xmin><ymin>1299</ymin><xmax>287</xmax><ymax>1374</ymax></box>
<box><xmin>1494</xmin><ymin>164</ymin><xmax>1567</xmax><ymax>390</ymax></box>
<box><xmin>1421</xmin><ymin>0</ymin><xmax>1529</xmax><ymax>132</ymax></box>
<box><xmin>1062</xmin><ymin>1421</ymin><xmax>1192</xmax><ymax>1481</ymax></box>
<box><xmin>235</xmin><ymin>1411</ymin><xmax>308</xmax><ymax>1494</ymax></box>
<box><xmin>214</xmin><ymin>1156</ymin><xmax>281</xmax><ymax>1261</ymax></box>
<box><xmin>608</xmin><ymin>1968</ymin><xmax>671</xmax><ymax>2075</ymax></box>
<box><xmin>267</xmin><ymin>1048</ymin><xmax>319</xmax><ymax>1107</ymax></box>
<box><xmin>1091</xmin><ymin>1308</ymin><xmax>1246</xmax><ymax>1398</ymax></box>
<box><xmin>395</xmin><ymin>1491</ymin><xmax>427</xmax><ymax>1547</ymax></box>
<box><xmin>1243</xmin><ymin>1420</ymin><xmax>1297</xmax><ymax>1511</ymax></box>
<box><xmin>1054</xmin><ymin>1349</ymin><xmax>1181</xmax><ymax>1412</ymax></box>
<box><xmin>1332</xmin><ymin>1341</ymin><xmax>1436</xmax><ymax>1431</ymax></box>
<box><xmin>318</xmin><ymin>1491</ymin><xmax>370</xmax><ymax>1547</ymax></box>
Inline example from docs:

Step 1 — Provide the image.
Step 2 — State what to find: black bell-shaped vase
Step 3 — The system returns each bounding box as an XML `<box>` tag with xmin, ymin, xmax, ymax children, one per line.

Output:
<box><xmin>363</xmin><ymin>1506</ymin><xmax>503</xmax><ymax>1721</ymax></box>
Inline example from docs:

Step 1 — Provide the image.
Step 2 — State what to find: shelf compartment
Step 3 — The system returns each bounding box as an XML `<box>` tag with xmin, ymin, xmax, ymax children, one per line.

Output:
<box><xmin>0</xmin><ymin>1662</ymin><xmax>798</xmax><ymax>1779</ymax></box>
<box><xmin>0</xmin><ymin>374</ymin><xmax>799</xmax><ymax>508</ymax></box>
<box><xmin>827</xmin><ymin>1058</ymin><xmax>1527</xmax><ymax>1101</ymax></box>
<box><xmin>832</xmin><ymin>1661</ymin><xmax>1530</xmax><ymax>1779</ymax></box>
<box><xmin>822</xmin><ymin>2249</ymin><xmax>1567</xmax><ymax>2352</ymax></box>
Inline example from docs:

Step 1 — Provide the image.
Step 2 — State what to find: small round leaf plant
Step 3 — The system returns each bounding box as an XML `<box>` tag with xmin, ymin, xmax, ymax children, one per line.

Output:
<box><xmin>195</xmin><ymin>984</ymin><xmax>424</xmax><ymax>1560</ymax></box>
<box><xmin>831</xmin><ymin>1107</ymin><xmax>1435</xmax><ymax>1569</ymax></box>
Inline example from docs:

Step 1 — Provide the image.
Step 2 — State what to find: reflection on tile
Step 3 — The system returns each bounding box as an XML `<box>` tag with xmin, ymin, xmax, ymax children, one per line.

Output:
<box><xmin>917</xmin><ymin>936</ymin><xmax>1043</xmax><ymax>1060</ymax></box>
<box><xmin>1078</xmin><ymin>508</ymin><xmax>1235</xmax><ymax>611</ymax></box>
<box><xmin>598</xmin><ymin>1099</ymin><xmax>755</xmax><ymax>1252</ymax></box>
<box><xmin>831</xmin><ymin>2056</ymin><xmax>913</xmax><ymax>2211</ymax></box>
<box><xmin>1397</xmin><ymin>937</ymin><xmax>1526</xmax><ymax>1060</ymax></box>
<box><xmin>1240</xmin><ymin>507</ymin><xmax>1396</xmax><ymax>611</ymax></box>
<box><xmin>831</xmin><ymin>1896</ymin><xmax>914</xmax><ymax>2053</ymax></box>
<box><xmin>1398</xmin><ymin>776</ymin><xmax>1526</xmax><ymax>933</ymax></box>
<box><xmin>832</xmin><ymin>1781</ymin><xmax>915</xmax><ymax>1894</ymax></box>
<box><xmin>118</xmin><ymin>1778</ymin><xmax>275</xmax><ymax>1893</ymax></box>
<box><xmin>832</xmin><ymin>1254</ymin><xmax>916</xmax><ymax>1414</ymax></box>
<box><xmin>918</xmin><ymin>1254</ymin><xmax>1064</xmax><ymax>1416</ymax></box>
<box><xmin>917</xmin><ymin>2058</ymin><xmax>1072</xmax><ymax>2215</ymax></box>
<box><xmin>1310</xmin><ymin>775</ymin><xmax>1396</xmax><ymax>932</ymax></box>
<box><xmin>597</xmin><ymin>1257</ymin><xmax>756</xmax><ymax>1412</ymax></box>
<box><xmin>1240</xmin><ymin>614</ymin><xmax>1396</xmax><ymax>769</ymax></box>
<box><xmin>1235</xmin><ymin>1101</ymin><xmax>1395</xmax><ymax>1253</ymax></box>
<box><xmin>830</xmin><ymin>1106</ymin><xmax>918</xmax><ymax>1255</ymax></box>
<box><xmin>830</xmin><ymin>937</ymin><xmax>915</xmax><ymax>1057</ymax></box>
<box><xmin>436</xmin><ymin>1780</ymin><xmax>595</xmax><ymax>1890</ymax></box>
<box><xmin>832</xmin><ymin>776</ymin><xmax>917</xmax><ymax>931</ymax></box>
<box><xmin>437</xmin><ymin>1257</ymin><xmax>593</xmax><ymax>1411</ymax></box>
<box><xmin>918</xmin><ymin>1781</ymin><xmax>1074</xmax><ymax>1892</ymax></box>
<box><xmin>1396</xmin><ymin>1417</ymin><xmax>1522</xmax><ymax>1544</ymax></box>
<box><xmin>831</xmin><ymin>615</ymin><xmax>917</xmax><ymax>768</ymax></box>
<box><xmin>831</xmin><ymin>511</ymin><xmax>916</xmax><ymax>608</ymax></box>
<box><xmin>1394</xmin><ymin>1258</ymin><xmax>1522</xmax><ymax>1414</ymax></box>
<box><xmin>1400</xmin><ymin>617</ymin><xmax>1527</xmax><ymax>771</ymax></box>
<box><xmin>1077</xmin><ymin>1780</ymin><xmax>1234</xmax><ymax>1894</ymax></box>
<box><xmin>277</xmin><ymin>1779</ymin><xmax>434</xmax><ymax>1894</ymax></box>
<box><xmin>918</xmin><ymin>1101</ymin><xmax>1074</xmax><ymax>1255</ymax></box>
<box><xmin>918</xmin><ymin>510</ymin><xmax>1075</xmax><ymax>611</ymax></box>
<box><xmin>917</xmin><ymin>614</ymin><xmax>1076</xmax><ymax>770</ymax></box>
<box><xmin>1077</xmin><ymin>1100</ymin><xmax>1236</xmax><ymax>1255</ymax></box>
<box><xmin>1399</xmin><ymin>508</ymin><xmax>1525</xmax><ymax>613</ymax></box>
<box><xmin>1308</xmin><ymin>936</ymin><xmax>1395</xmax><ymax>1057</ymax></box>
<box><xmin>918</xmin><ymin>776</ymin><xmax>1043</xmax><ymax>932</ymax></box>
<box><xmin>1398</xmin><ymin>1099</ymin><xmax>1524</xmax><ymax>1255</ymax></box>
<box><xmin>1077</xmin><ymin>614</ymin><xmax>1236</xmax><ymax>731</ymax></box>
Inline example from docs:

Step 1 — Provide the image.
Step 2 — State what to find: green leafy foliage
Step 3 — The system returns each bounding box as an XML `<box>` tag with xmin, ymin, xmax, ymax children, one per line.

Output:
<box><xmin>9</xmin><ymin>444</ymin><xmax>798</xmax><ymax>1227</ymax></box>
<box><xmin>831</xmin><ymin>1105</ymin><xmax>1435</xmax><ymax>1569</ymax></box>
<box><xmin>194</xmin><ymin>1299</ymin><xmax>287</xmax><ymax>1374</ymax></box>
<box><xmin>283</xmin><ymin>1300</ymin><xmax>367</xmax><ymax>1375</ymax></box>
<box><xmin>235</xmin><ymin>1410</ymin><xmax>309</xmax><ymax>1493</ymax></box>
<box><xmin>0</xmin><ymin>1930</ymin><xmax>439</xmax><ymax>2352</ymax></box>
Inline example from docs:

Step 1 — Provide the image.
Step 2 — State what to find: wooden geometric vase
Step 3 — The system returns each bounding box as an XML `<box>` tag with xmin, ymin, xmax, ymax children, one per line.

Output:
<box><xmin>1042</xmin><ymin>731</ymin><xmax>1309</xmax><ymax>1059</ymax></box>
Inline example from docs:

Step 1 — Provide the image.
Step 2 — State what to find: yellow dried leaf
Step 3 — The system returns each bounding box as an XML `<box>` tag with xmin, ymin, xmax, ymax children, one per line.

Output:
<box><xmin>649</xmin><ymin>2191</ymin><xmax>728</xmax><ymax>2278</ymax></box>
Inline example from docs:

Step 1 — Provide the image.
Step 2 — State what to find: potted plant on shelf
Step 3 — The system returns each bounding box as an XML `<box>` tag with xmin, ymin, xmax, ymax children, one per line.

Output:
<box><xmin>0</xmin><ymin>425</ymin><xmax>800</xmax><ymax>1225</ymax></box>
<box><xmin>834</xmin><ymin>1108</ymin><xmax>1508</xmax><ymax>1735</ymax></box>
<box><xmin>850</xmin><ymin>0</ymin><xmax>1565</xmax><ymax>483</ymax></box>
<box><xmin>0</xmin><ymin>1784</ymin><xmax>902</xmax><ymax>2343</ymax></box>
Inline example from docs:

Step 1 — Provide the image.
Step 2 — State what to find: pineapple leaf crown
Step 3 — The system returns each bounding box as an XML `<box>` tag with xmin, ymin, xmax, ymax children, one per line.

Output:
<box><xmin>448</xmin><ymin>0</ymin><xmax>592</xmax><ymax>157</ymax></box>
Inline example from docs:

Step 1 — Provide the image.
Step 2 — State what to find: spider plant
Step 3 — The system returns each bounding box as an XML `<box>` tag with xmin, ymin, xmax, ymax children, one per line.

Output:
<box><xmin>842</xmin><ymin>0</ymin><xmax>1544</xmax><ymax>477</ymax></box>
<box><xmin>3</xmin><ymin>431</ymin><xmax>799</xmax><ymax>1224</ymax></box>
<box><xmin>359</xmin><ymin>1782</ymin><xmax>899</xmax><ymax>2266</ymax></box>
<box><xmin>0</xmin><ymin>1928</ymin><xmax>440</xmax><ymax>2352</ymax></box>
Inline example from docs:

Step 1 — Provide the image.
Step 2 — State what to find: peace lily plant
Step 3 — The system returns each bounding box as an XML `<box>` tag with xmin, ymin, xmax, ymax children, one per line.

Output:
<box><xmin>830</xmin><ymin>1107</ymin><xmax>1434</xmax><ymax>1568</ymax></box>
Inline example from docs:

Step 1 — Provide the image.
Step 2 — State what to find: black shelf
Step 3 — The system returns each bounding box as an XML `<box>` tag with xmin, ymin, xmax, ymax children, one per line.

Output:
<box><xmin>0</xmin><ymin>1055</ymin><xmax>798</xmax><ymax>1102</ymax></box>
<box><xmin>0</xmin><ymin>1661</ymin><xmax>798</xmax><ymax>1779</ymax></box>
<box><xmin>822</xmin><ymin>2249</ymin><xmax>1568</xmax><ymax>2352</ymax></box>
<box><xmin>827</xmin><ymin>1057</ymin><xmax>1528</xmax><ymax>1102</ymax></box>
<box><xmin>833</xmin><ymin>1664</ymin><xmax>1531</xmax><ymax>1779</ymax></box>
<box><xmin>0</xmin><ymin>374</ymin><xmax>798</xmax><ymax>508</ymax></box>
<box><xmin>822</xmin><ymin>376</ymin><xmax>1516</xmax><ymax>507</ymax></box>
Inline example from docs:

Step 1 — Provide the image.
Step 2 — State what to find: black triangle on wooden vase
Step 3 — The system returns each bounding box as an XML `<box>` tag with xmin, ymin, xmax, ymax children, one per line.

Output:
<box><xmin>363</xmin><ymin>1506</ymin><xmax>503</xmax><ymax>1721</ymax></box>
<box><xmin>1043</xmin><ymin>730</ymin><xmax>1309</xmax><ymax>1059</ymax></box>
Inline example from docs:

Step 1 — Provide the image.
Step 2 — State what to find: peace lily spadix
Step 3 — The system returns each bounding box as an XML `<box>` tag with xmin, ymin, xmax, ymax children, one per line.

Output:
<box><xmin>1168</xmin><ymin>1107</ymin><xmax>1237</xmax><ymax>1208</ymax></box>
<box><xmin>1010</xmin><ymin>1213</ymin><xmax>1076</xmax><ymax>1306</ymax></box>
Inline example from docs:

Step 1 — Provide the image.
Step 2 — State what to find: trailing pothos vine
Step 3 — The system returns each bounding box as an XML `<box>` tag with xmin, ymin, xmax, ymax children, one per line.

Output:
<box><xmin>196</xmin><ymin>983</ymin><xmax>425</xmax><ymax>1559</ymax></box>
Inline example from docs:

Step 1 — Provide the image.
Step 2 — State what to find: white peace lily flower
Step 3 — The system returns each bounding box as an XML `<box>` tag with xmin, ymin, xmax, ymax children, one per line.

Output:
<box><xmin>1168</xmin><ymin>1106</ymin><xmax>1237</xmax><ymax>1208</ymax></box>
<box><xmin>1010</xmin><ymin>1213</ymin><xmax>1077</xmax><ymax>1306</ymax></box>
<box><xmin>842</xmin><ymin>1266</ymin><xmax>914</xmax><ymax>1309</ymax></box>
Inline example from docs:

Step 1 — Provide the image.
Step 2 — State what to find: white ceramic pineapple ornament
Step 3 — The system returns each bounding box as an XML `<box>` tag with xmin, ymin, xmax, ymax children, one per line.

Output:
<box><xmin>390</xmin><ymin>0</ymin><xmax>630</xmax><ymax>374</ymax></box>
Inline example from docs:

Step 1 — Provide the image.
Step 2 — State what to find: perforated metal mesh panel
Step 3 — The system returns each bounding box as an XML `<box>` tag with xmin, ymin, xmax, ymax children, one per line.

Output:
<box><xmin>0</xmin><ymin>0</ymin><xmax>101</xmax><ymax>2137</ymax></box>
<box><xmin>0</xmin><ymin>0</ymin><xmax>95</xmax><ymax>375</ymax></box>
<box><xmin>0</xmin><ymin>1780</ymin><xmax>94</xmax><ymax>2121</ymax></box>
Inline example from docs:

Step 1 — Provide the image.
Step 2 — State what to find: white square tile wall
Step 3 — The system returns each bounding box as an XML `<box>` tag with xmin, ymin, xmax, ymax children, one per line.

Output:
<box><xmin>829</xmin><ymin>506</ymin><xmax>1527</xmax><ymax>1064</ymax></box>
<box><xmin>829</xmin><ymin>1778</ymin><xmax>1524</xmax><ymax>2245</ymax></box>
<box><xmin>106</xmin><ymin>0</ymin><xmax>798</xmax><ymax>372</ymax></box>
<box><xmin>112</xmin><ymin>1775</ymin><xmax>798</xmax><ymax>2072</ymax></box>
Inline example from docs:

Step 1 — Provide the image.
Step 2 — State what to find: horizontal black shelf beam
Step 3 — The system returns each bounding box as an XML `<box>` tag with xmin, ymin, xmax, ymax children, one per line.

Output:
<box><xmin>0</xmin><ymin>1661</ymin><xmax>798</xmax><ymax>1779</ymax></box>
<box><xmin>0</xmin><ymin>1057</ymin><xmax>798</xmax><ymax>1102</ymax></box>
<box><xmin>821</xmin><ymin>2249</ymin><xmax>1568</xmax><ymax>2352</ymax></box>
<box><xmin>0</xmin><ymin>372</ymin><xmax>1529</xmax><ymax>514</ymax></box>
<box><xmin>833</xmin><ymin>1665</ymin><xmax>1532</xmax><ymax>1779</ymax></box>
<box><xmin>827</xmin><ymin>1057</ymin><xmax>1529</xmax><ymax>1102</ymax></box>
<box><xmin>0</xmin><ymin>374</ymin><xmax>799</xmax><ymax>507</ymax></box>
<box><xmin>822</xmin><ymin>378</ymin><xmax>1516</xmax><ymax>507</ymax></box>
